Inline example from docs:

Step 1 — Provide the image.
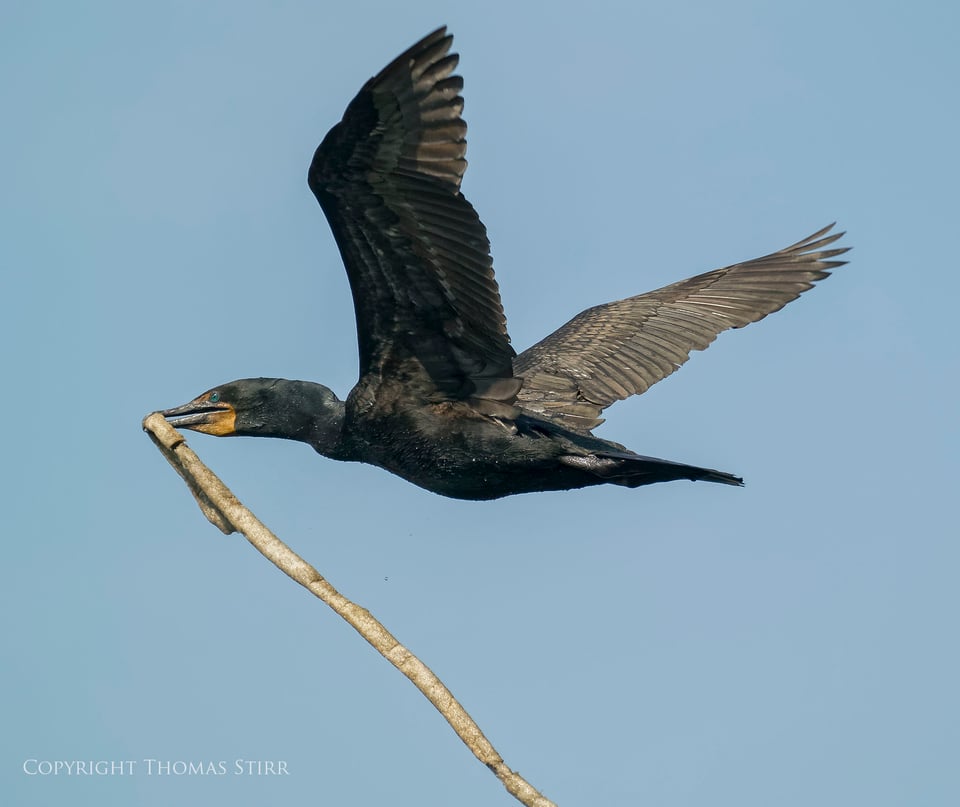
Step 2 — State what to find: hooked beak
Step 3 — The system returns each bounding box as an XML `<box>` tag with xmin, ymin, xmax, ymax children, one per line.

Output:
<box><xmin>161</xmin><ymin>398</ymin><xmax>237</xmax><ymax>436</ymax></box>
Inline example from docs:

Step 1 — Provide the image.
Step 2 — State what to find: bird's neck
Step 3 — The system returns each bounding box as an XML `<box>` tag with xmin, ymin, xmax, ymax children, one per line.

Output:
<box><xmin>286</xmin><ymin>383</ymin><xmax>348</xmax><ymax>459</ymax></box>
<box><xmin>236</xmin><ymin>379</ymin><xmax>349</xmax><ymax>459</ymax></box>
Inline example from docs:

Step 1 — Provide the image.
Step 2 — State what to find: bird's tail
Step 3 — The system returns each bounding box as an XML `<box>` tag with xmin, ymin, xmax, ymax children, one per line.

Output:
<box><xmin>561</xmin><ymin>449</ymin><xmax>743</xmax><ymax>488</ymax></box>
<box><xmin>614</xmin><ymin>453</ymin><xmax>743</xmax><ymax>487</ymax></box>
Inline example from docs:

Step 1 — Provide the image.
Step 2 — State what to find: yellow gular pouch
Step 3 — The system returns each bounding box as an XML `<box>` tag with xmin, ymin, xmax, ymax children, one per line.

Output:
<box><xmin>190</xmin><ymin>405</ymin><xmax>236</xmax><ymax>436</ymax></box>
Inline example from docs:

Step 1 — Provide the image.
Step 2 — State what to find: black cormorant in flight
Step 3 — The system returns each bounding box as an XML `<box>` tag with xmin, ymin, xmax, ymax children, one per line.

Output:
<box><xmin>162</xmin><ymin>27</ymin><xmax>849</xmax><ymax>501</ymax></box>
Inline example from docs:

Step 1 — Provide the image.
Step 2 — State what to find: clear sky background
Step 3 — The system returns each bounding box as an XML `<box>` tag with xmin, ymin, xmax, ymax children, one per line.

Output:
<box><xmin>2</xmin><ymin>1</ymin><xmax>957</xmax><ymax>805</ymax></box>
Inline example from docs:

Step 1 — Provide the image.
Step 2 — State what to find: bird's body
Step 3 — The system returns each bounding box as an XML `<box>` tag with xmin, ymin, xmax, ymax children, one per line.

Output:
<box><xmin>339</xmin><ymin>386</ymin><xmax>739</xmax><ymax>500</ymax></box>
<box><xmin>162</xmin><ymin>28</ymin><xmax>849</xmax><ymax>501</ymax></box>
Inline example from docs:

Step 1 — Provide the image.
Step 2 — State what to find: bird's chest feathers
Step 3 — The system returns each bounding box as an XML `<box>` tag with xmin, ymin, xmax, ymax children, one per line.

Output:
<box><xmin>347</xmin><ymin>396</ymin><xmax>518</xmax><ymax>473</ymax></box>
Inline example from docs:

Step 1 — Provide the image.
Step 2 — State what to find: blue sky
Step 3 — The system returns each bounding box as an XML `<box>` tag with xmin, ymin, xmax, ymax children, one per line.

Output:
<box><xmin>3</xmin><ymin>1</ymin><xmax>957</xmax><ymax>805</ymax></box>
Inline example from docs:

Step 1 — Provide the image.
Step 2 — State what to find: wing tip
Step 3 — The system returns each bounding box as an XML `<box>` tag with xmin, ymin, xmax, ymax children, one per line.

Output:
<box><xmin>364</xmin><ymin>26</ymin><xmax>455</xmax><ymax>89</ymax></box>
<box><xmin>790</xmin><ymin>222</ymin><xmax>852</xmax><ymax>255</ymax></box>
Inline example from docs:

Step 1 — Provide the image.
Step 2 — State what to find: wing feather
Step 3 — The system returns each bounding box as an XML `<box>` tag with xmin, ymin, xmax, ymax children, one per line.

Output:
<box><xmin>515</xmin><ymin>225</ymin><xmax>850</xmax><ymax>430</ymax></box>
<box><xmin>308</xmin><ymin>28</ymin><xmax>516</xmax><ymax>400</ymax></box>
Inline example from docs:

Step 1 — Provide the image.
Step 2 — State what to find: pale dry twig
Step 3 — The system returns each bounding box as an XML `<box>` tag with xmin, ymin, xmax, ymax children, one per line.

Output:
<box><xmin>143</xmin><ymin>411</ymin><xmax>557</xmax><ymax>807</ymax></box>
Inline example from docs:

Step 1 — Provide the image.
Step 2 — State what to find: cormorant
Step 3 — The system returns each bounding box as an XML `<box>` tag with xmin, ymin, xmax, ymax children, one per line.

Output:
<box><xmin>161</xmin><ymin>27</ymin><xmax>849</xmax><ymax>501</ymax></box>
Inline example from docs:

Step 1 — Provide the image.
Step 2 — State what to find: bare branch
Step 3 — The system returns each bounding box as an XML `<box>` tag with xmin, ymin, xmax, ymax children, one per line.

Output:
<box><xmin>143</xmin><ymin>412</ymin><xmax>558</xmax><ymax>807</ymax></box>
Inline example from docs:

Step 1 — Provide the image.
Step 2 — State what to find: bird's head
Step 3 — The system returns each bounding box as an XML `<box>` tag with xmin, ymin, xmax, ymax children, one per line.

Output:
<box><xmin>161</xmin><ymin>383</ymin><xmax>239</xmax><ymax>436</ymax></box>
<box><xmin>161</xmin><ymin>378</ymin><xmax>345</xmax><ymax>451</ymax></box>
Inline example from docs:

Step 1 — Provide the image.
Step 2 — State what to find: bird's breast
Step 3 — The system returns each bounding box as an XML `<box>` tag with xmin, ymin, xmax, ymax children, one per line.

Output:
<box><xmin>342</xmin><ymin>399</ymin><xmax>563</xmax><ymax>500</ymax></box>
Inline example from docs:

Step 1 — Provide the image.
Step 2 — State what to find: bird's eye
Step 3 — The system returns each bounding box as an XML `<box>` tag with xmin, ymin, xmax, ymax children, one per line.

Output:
<box><xmin>209</xmin><ymin>392</ymin><xmax>220</xmax><ymax>403</ymax></box>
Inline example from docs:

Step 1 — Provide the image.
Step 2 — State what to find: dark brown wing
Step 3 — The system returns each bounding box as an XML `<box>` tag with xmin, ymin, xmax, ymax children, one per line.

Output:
<box><xmin>514</xmin><ymin>225</ymin><xmax>850</xmax><ymax>431</ymax></box>
<box><xmin>308</xmin><ymin>28</ymin><xmax>517</xmax><ymax>402</ymax></box>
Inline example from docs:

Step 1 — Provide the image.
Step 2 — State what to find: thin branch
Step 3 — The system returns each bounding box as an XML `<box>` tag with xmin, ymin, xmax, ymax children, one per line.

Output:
<box><xmin>142</xmin><ymin>412</ymin><xmax>557</xmax><ymax>807</ymax></box>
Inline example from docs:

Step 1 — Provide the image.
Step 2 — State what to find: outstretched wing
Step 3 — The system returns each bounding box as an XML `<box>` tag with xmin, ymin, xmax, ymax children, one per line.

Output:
<box><xmin>308</xmin><ymin>28</ymin><xmax>518</xmax><ymax>402</ymax></box>
<box><xmin>515</xmin><ymin>225</ymin><xmax>850</xmax><ymax>431</ymax></box>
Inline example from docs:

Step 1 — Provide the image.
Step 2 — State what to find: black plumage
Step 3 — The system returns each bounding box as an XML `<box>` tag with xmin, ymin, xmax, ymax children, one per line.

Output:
<box><xmin>162</xmin><ymin>27</ymin><xmax>849</xmax><ymax>500</ymax></box>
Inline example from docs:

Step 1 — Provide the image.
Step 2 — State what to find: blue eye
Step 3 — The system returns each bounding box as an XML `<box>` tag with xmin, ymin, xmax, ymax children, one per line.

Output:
<box><xmin>210</xmin><ymin>392</ymin><xmax>220</xmax><ymax>403</ymax></box>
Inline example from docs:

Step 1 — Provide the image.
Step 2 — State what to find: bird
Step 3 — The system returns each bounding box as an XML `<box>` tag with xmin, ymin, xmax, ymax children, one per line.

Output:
<box><xmin>161</xmin><ymin>27</ymin><xmax>849</xmax><ymax>501</ymax></box>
